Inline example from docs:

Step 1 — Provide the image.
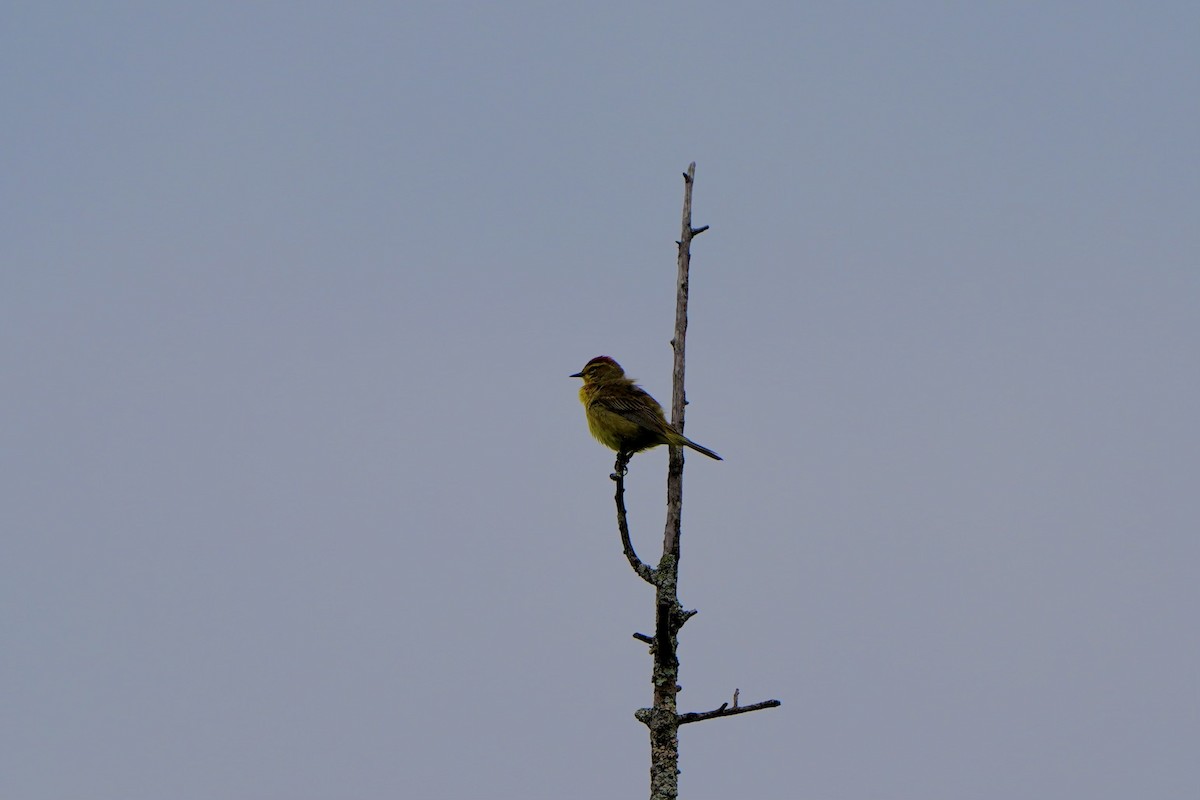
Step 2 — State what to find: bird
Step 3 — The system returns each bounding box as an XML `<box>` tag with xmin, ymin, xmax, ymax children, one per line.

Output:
<box><xmin>571</xmin><ymin>356</ymin><xmax>721</xmax><ymax>460</ymax></box>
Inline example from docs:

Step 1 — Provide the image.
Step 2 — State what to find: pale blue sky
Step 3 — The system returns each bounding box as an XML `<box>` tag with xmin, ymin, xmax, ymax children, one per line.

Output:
<box><xmin>3</xmin><ymin>4</ymin><xmax>1198</xmax><ymax>799</ymax></box>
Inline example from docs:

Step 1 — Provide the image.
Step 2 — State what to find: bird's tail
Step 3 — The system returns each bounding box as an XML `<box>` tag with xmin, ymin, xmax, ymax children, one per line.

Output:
<box><xmin>682</xmin><ymin>437</ymin><xmax>722</xmax><ymax>461</ymax></box>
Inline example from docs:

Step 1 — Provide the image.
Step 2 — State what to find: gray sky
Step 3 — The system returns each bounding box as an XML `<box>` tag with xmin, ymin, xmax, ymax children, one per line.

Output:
<box><xmin>3</xmin><ymin>3</ymin><xmax>1197</xmax><ymax>799</ymax></box>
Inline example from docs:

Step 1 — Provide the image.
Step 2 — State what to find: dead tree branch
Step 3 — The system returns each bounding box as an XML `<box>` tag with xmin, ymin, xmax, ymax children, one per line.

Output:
<box><xmin>611</xmin><ymin>163</ymin><xmax>779</xmax><ymax>800</ymax></box>
<box><xmin>612</xmin><ymin>451</ymin><xmax>655</xmax><ymax>584</ymax></box>
<box><xmin>679</xmin><ymin>697</ymin><xmax>783</xmax><ymax>726</ymax></box>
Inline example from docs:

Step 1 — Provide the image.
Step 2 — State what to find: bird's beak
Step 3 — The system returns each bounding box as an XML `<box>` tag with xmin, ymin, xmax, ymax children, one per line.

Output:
<box><xmin>569</xmin><ymin>371</ymin><xmax>583</xmax><ymax>378</ymax></box>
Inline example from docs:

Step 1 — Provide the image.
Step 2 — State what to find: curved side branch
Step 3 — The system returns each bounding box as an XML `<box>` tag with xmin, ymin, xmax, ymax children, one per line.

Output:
<box><xmin>612</xmin><ymin>452</ymin><xmax>655</xmax><ymax>584</ymax></box>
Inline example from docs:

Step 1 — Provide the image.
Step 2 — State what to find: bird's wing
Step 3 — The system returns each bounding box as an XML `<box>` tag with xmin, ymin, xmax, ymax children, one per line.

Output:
<box><xmin>592</xmin><ymin>387</ymin><xmax>669</xmax><ymax>432</ymax></box>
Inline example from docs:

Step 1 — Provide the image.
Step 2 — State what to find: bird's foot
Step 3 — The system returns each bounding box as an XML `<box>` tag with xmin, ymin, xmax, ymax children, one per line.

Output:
<box><xmin>610</xmin><ymin>451</ymin><xmax>631</xmax><ymax>480</ymax></box>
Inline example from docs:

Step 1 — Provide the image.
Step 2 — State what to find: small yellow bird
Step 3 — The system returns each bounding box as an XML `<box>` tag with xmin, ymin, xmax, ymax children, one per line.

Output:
<box><xmin>571</xmin><ymin>356</ymin><xmax>722</xmax><ymax>460</ymax></box>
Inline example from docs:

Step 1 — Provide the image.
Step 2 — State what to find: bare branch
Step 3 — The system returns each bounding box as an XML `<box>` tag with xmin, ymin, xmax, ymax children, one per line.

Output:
<box><xmin>677</xmin><ymin>698</ymin><xmax>782</xmax><ymax>726</ymax></box>
<box><xmin>664</xmin><ymin>162</ymin><xmax>702</xmax><ymax>560</ymax></box>
<box><xmin>612</xmin><ymin>452</ymin><xmax>655</xmax><ymax>584</ymax></box>
<box><xmin>612</xmin><ymin>164</ymin><xmax>780</xmax><ymax>799</ymax></box>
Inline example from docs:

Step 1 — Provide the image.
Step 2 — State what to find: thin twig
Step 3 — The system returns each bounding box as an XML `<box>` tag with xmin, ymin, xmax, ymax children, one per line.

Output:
<box><xmin>677</xmin><ymin>698</ymin><xmax>782</xmax><ymax>726</ymax></box>
<box><xmin>613</xmin><ymin>452</ymin><xmax>655</xmax><ymax>584</ymax></box>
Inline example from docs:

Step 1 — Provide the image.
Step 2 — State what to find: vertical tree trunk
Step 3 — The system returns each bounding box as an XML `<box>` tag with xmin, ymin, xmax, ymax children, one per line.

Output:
<box><xmin>617</xmin><ymin>164</ymin><xmax>779</xmax><ymax>800</ymax></box>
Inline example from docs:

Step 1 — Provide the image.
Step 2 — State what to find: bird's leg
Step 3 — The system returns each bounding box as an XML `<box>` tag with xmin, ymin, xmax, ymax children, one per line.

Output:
<box><xmin>610</xmin><ymin>451</ymin><xmax>631</xmax><ymax>480</ymax></box>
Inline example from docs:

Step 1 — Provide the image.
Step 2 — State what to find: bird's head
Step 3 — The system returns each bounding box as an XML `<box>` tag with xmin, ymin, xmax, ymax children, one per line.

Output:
<box><xmin>571</xmin><ymin>355</ymin><xmax>626</xmax><ymax>383</ymax></box>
